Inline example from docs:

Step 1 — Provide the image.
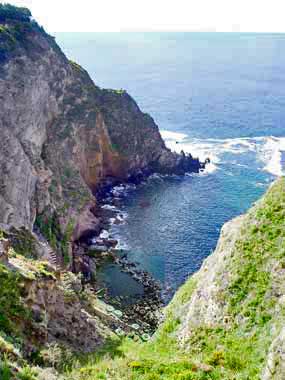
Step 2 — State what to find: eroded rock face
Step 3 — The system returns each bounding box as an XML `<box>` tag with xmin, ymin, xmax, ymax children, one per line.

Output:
<box><xmin>0</xmin><ymin>51</ymin><xmax>60</xmax><ymax>229</ymax></box>
<box><xmin>23</xmin><ymin>274</ymin><xmax>104</xmax><ymax>352</ymax></box>
<box><xmin>177</xmin><ymin>215</ymin><xmax>245</xmax><ymax>343</ymax></box>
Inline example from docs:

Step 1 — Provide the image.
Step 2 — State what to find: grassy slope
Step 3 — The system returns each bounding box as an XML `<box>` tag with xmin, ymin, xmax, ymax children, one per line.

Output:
<box><xmin>65</xmin><ymin>178</ymin><xmax>285</xmax><ymax>380</ymax></box>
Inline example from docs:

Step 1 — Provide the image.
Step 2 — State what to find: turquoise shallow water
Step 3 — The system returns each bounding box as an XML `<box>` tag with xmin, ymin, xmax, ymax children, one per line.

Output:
<box><xmin>96</xmin><ymin>261</ymin><xmax>144</xmax><ymax>301</ymax></box>
<box><xmin>56</xmin><ymin>33</ymin><xmax>285</xmax><ymax>295</ymax></box>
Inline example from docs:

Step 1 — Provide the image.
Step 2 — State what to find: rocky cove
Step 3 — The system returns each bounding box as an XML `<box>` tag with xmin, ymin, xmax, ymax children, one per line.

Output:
<box><xmin>73</xmin><ymin>173</ymin><xmax>203</xmax><ymax>334</ymax></box>
<box><xmin>0</xmin><ymin>4</ymin><xmax>209</xmax><ymax>373</ymax></box>
<box><xmin>2</xmin><ymin>5</ymin><xmax>285</xmax><ymax>380</ymax></box>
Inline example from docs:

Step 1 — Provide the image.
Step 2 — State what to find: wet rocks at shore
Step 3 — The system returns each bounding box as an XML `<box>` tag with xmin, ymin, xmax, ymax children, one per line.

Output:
<box><xmin>77</xmin><ymin>191</ymin><xmax>164</xmax><ymax>333</ymax></box>
<box><xmin>76</xmin><ymin>174</ymin><xmax>194</xmax><ymax>333</ymax></box>
<box><xmin>89</xmin><ymin>247</ymin><xmax>164</xmax><ymax>333</ymax></box>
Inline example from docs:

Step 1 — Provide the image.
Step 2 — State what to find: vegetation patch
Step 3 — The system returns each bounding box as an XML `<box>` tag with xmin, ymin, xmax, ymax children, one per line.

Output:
<box><xmin>0</xmin><ymin>263</ymin><xmax>30</xmax><ymax>336</ymax></box>
<box><xmin>69</xmin><ymin>60</ymin><xmax>84</xmax><ymax>72</ymax></box>
<box><xmin>35</xmin><ymin>212</ymin><xmax>74</xmax><ymax>266</ymax></box>
<box><xmin>0</xmin><ymin>4</ymin><xmax>31</xmax><ymax>23</ymax></box>
<box><xmin>7</xmin><ymin>228</ymin><xmax>38</xmax><ymax>260</ymax></box>
<box><xmin>105</xmin><ymin>88</ymin><xmax>126</xmax><ymax>95</ymax></box>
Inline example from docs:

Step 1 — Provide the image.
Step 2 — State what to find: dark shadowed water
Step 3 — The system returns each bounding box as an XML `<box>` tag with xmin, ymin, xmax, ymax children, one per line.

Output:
<box><xmin>56</xmin><ymin>33</ymin><xmax>285</xmax><ymax>296</ymax></box>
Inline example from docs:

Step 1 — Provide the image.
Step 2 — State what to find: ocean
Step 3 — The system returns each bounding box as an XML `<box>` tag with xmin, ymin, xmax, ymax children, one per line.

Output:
<box><xmin>56</xmin><ymin>32</ymin><xmax>285</xmax><ymax>297</ymax></box>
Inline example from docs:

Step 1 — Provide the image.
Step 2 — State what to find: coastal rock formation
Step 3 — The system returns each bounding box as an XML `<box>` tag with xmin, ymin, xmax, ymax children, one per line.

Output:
<box><xmin>0</xmin><ymin>6</ymin><xmax>205</xmax><ymax>376</ymax></box>
<box><xmin>262</xmin><ymin>326</ymin><xmax>285</xmax><ymax>380</ymax></box>
<box><xmin>176</xmin><ymin>214</ymin><xmax>245</xmax><ymax>342</ymax></box>
<box><xmin>4</xmin><ymin>6</ymin><xmax>285</xmax><ymax>380</ymax></box>
<box><xmin>0</xmin><ymin>237</ymin><xmax>9</xmax><ymax>264</ymax></box>
<box><xmin>0</xmin><ymin>6</ymin><xmax>204</xmax><ymax>271</ymax></box>
<box><xmin>165</xmin><ymin>178</ymin><xmax>285</xmax><ymax>379</ymax></box>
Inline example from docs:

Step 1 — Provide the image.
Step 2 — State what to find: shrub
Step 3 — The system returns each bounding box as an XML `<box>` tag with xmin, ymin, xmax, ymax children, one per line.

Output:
<box><xmin>18</xmin><ymin>366</ymin><xmax>38</xmax><ymax>380</ymax></box>
<box><xmin>0</xmin><ymin>264</ymin><xmax>29</xmax><ymax>334</ymax></box>
<box><xmin>0</xmin><ymin>354</ymin><xmax>12</xmax><ymax>380</ymax></box>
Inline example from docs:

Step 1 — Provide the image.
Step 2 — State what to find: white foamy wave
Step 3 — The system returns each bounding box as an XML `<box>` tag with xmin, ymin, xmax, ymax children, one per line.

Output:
<box><xmin>258</xmin><ymin>136</ymin><xmax>285</xmax><ymax>176</ymax></box>
<box><xmin>200</xmin><ymin>161</ymin><xmax>218</xmax><ymax>175</ymax></box>
<box><xmin>160</xmin><ymin>130</ymin><xmax>188</xmax><ymax>143</ymax></box>
<box><xmin>111</xmin><ymin>185</ymin><xmax>126</xmax><ymax>197</ymax></box>
<box><xmin>115</xmin><ymin>239</ymin><xmax>129</xmax><ymax>250</ymax></box>
<box><xmin>117</xmin><ymin>211</ymin><xmax>128</xmax><ymax>223</ymax></box>
<box><xmin>101</xmin><ymin>204</ymin><xmax>118</xmax><ymax>211</ymax></box>
<box><xmin>111</xmin><ymin>183</ymin><xmax>136</xmax><ymax>197</ymax></box>
<box><xmin>160</xmin><ymin>129</ymin><xmax>285</xmax><ymax>177</ymax></box>
<box><xmin>99</xmin><ymin>229</ymin><xmax>110</xmax><ymax>239</ymax></box>
<box><xmin>149</xmin><ymin>173</ymin><xmax>164</xmax><ymax>181</ymax></box>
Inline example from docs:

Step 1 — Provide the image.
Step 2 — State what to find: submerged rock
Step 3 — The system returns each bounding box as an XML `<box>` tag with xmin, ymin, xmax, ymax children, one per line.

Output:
<box><xmin>88</xmin><ymin>245</ymin><xmax>108</xmax><ymax>254</ymax></box>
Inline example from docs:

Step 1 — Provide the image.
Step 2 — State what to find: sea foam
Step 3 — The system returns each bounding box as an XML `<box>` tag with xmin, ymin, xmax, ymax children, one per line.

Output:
<box><xmin>161</xmin><ymin>130</ymin><xmax>285</xmax><ymax>177</ymax></box>
<box><xmin>259</xmin><ymin>136</ymin><xmax>285</xmax><ymax>177</ymax></box>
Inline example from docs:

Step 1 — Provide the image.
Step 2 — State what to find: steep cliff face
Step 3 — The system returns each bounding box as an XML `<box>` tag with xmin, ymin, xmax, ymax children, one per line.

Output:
<box><xmin>166</xmin><ymin>177</ymin><xmax>285</xmax><ymax>379</ymax></box>
<box><xmin>0</xmin><ymin>8</ymin><xmax>203</xmax><ymax>260</ymax></box>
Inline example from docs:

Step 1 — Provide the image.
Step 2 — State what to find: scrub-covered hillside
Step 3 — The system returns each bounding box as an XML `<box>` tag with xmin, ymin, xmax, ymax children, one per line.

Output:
<box><xmin>65</xmin><ymin>178</ymin><xmax>285</xmax><ymax>380</ymax></box>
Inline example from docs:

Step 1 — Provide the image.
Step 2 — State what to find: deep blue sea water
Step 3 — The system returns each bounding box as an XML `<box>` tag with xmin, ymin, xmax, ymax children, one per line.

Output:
<box><xmin>56</xmin><ymin>33</ymin><xmax>285</xmax><ymax>296</ymax></box>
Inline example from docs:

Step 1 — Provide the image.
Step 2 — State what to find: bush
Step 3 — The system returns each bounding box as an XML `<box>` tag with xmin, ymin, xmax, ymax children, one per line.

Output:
<box><xmin>0</xmin><ymin>264</ymin><xmax>29</xmax><ymax>334</ymax></box>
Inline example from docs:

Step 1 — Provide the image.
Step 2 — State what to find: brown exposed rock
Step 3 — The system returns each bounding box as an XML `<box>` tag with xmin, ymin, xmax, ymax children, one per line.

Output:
<box><xmin>23</xmin><ymin>275</ymin><xmax>104</xmax><ymax>352</ymax></box>
<box><xmin>72</xmin><ymin>203</ymin><xmax>100</xmax><ymax>241</ymax></box>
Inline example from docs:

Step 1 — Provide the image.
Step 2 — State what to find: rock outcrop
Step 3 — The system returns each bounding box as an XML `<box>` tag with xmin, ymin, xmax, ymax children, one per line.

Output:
<box><xmin>0</xmin><ymin>233</ymin><xmax>130</xmax><ymax>357</ymax></box>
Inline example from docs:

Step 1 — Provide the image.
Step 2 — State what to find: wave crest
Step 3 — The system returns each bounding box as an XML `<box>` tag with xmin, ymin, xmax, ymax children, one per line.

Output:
<box><xmin>161</xmin><ymin>130</ymin><xmax>285</xmax><ymax>177</ymax></box>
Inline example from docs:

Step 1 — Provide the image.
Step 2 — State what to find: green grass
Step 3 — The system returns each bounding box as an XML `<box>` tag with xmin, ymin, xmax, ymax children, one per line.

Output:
<box><xmin>18</xmin><ymin>366</ymin><xmax>38</xmax><ymax>380</ymax></box>
<box><xmin>64</xmin><ymin>178</ymin><xmax>285</xmax><ymax>380</ymax></box>
<box><xmin>105</xmin><ymin>88</ymin><xmax>126</xmax><ymax>95</ymax></box>
<box><xmin>0</xmin><ymin>264</ymin><xmax>30</xmax><ymax>334</ymax></box>
<box><xmin>0</xmin><ymin>354</ymin><xmax>13</xmax><ymax>380</ymax></box>
<box><xmin>0</xmin><ymin>261</ymin><xmax>38</xmax><ymax>380</ymax></box>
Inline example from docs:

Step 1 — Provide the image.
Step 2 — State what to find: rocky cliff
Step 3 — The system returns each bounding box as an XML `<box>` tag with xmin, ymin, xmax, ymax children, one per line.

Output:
<box><xmin>0</xmin><ymin>5</ymin><xmax>206</xmax><ymax>378</ymax></box>
<box><xmin>0</xmin><ymin>5</ymin><xmax>203</xmax><ymax>271</ymax></box>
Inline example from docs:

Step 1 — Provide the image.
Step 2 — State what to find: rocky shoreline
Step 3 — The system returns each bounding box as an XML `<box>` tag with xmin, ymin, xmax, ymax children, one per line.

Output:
<box><xmin>74</xmin><ymin>160</ymin><xmax>210</xmax><ymax>334</ymax></box>
<box><xmin>77</xmin><ymin>178</ymin><xmax>164</xmax><ymax>334</ymax></box>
